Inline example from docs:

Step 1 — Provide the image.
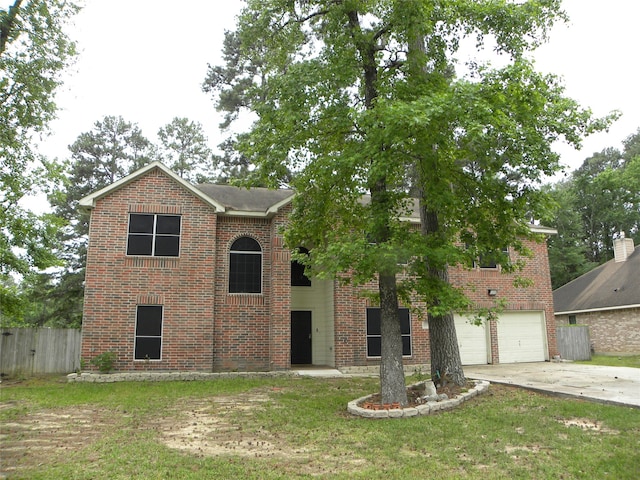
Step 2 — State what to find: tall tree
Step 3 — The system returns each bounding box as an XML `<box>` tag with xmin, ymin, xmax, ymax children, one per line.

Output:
<box><xmin>203</xmin><ymin>30</ymin><xmax>271</xmax><ymax>184</ymax></box>
<box><xmin>544</xmin><ymin>181</ymin><xmax>598</xmax><ymax>289</ymax></box>
<box><xmin>544</xmin><ymin>127</ymin><xmax>640</xmax><ymax>289</ymax></box>
<box><xmin>53</xmin><ymin>116</ymin><xmax>156</xmax><ymax>220</ymax></box>
<box><xmin>157</xmin><ymin>117</ymin><xmax>213</xmax><ymax>182</ymax></box>
<box><xmin>210</xmin><ymin>0</ymin><xmax>612</xmax><ymax>400</ymax></box>
<box><xmin>41</xmin><ymin>116</ymin><xmax>155</xmax><ymax>327</ymax></box>
<box><xmin>0</xmin><ymin>0</ymin><xmax>79</xmax><ymax>316</ymax></box>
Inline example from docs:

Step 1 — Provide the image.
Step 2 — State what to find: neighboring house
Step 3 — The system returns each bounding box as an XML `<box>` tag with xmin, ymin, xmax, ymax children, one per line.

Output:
<box><xmin>554</xmin><ymin>237</ymin><xmax>640</xmax><ymax>355</ymax></box>
<box><xmin>79</xmin><ymin>161</ymin><xmax>558</xmax><ymax>372</ymax></box>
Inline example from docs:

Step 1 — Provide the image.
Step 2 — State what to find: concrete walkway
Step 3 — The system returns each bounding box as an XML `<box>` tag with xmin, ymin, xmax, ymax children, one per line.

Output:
<box><xmin>464</xmin><ymin>362</ymin><xmax>640</xmax><ymax>409</ymax></box>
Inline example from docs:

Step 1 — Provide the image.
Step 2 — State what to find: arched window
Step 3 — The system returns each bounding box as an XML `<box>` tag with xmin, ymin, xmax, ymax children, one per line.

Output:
<box><xmin>291</xmin><ymin>247</ymin><xmax>311</xmax><ymax>286</ymax></box>
<box><xmin>229</xmin><ymin>237</ymin><xmax>262</xmax><ymax>293</ymax></box>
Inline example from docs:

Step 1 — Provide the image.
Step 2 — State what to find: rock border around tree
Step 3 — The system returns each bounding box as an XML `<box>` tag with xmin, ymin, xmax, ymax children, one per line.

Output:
<box><xmin>347</xmin><ymin>380</ymin><xmax>490</xmax><ymax>419</ymax></box>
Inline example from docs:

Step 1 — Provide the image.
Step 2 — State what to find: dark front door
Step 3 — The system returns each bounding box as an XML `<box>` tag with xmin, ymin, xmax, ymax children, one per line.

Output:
<box><xmin>291</xmin><ymin>311</ymin><xmax>312</xmax><ymax>365</ymax></box>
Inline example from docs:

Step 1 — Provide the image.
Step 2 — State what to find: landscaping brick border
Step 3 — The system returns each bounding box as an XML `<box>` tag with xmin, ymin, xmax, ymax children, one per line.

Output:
<box><xmin>347</xmin><ymin>380</ymin><xmax>490</xmax><ymax>418</ymax></box>
<box><xmin>67</xmin><ymin>371</ymin><xmax>296</xmax><ymax>383</ymax></box>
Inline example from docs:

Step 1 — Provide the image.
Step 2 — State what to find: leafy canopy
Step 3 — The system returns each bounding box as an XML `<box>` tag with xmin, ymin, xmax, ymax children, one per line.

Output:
<box><xmin>1</xmin><ymin>0</ymin><xmax>79</xmax><ymax>318</ymax></box>
<box><xmin>213</xmin><ymin>0</ymin><xmax>615</xmax><ymax>315</ymax></box>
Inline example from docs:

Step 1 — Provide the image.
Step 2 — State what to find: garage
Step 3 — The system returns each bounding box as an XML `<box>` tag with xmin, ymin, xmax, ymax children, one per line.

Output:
<box><xmin>497</xmin><ymin>311</ymin><xmax>547</xmax><ymax>363</ymax></box>
<box><xmin>454</xmin><ymin>315</ymin><xmax>489</xmax><ymax>365</ymax></box>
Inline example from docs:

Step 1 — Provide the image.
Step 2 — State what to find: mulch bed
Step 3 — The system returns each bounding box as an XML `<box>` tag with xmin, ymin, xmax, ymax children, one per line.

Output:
<box><xmin>359</xmin><ymin>381</ymin><xmax>471</xmax><ymax>410</ymax></box>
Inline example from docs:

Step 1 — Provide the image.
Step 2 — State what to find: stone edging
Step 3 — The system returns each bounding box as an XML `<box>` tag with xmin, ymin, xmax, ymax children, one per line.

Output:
<box><xmin>66</xmin><ymin>371</ymin><xmax>297</xmax><ymax>383</ymax></box>
<box><xmin>347</xmin><ymin>380</ymin><xmax>490</xmax><ymax>418</ymax></box>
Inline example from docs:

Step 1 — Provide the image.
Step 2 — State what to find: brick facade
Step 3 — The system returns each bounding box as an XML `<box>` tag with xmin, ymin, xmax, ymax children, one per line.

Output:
<box><xmin>556</xmin><ymin>308</ymin><xmax>640</xmax><ymax>355</ymax></box>
<box><xmin>449</xmin><ymin>239</ymin><xmax>559</xmax><ymax>362</ymax></box>
<box><xmin>80</xmin><ymin>164</ymin><xmax>557</xmax><ymax>372</ymax></box>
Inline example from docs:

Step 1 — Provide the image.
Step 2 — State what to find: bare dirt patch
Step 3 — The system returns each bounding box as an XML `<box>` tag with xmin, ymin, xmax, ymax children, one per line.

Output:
<box><xmin>153</xmin><ymin>389</ymin><xmax>311</xmax><ymax>459</ymax></box>
<box><xmin>1</xmin><ymin>386</ymin><xmax>366</xmax><ymax>477</ymax></box>
<box><xmin>558</xmin><ymin>417</ymin><xmax>619</xmax><ymax>434</ymax></box>
<box><xmin>0</xmin><ymin>406</ymin><xmax>113</xmax><ymax>476</ymax></box>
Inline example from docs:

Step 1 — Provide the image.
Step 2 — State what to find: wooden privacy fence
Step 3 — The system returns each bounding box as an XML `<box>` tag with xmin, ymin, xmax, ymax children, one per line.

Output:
<box><xmin>556</xmin><ymin>325</ymin><xmax>591</xmax><ymax>361</ymax></box>
<box><xmin>0</xmin><ymin>328</ymin><xmax>81</xmax><ymax>377</ymax></box>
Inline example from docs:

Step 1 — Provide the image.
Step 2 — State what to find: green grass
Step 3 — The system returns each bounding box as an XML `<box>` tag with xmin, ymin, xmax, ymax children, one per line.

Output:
<box><xmin>2</xmin><ymin>375</ymin><xmax>639</xmax><ymax>479</ymax></box>
<box><xmin>577</xmin><ymin>354</ymin><xmax>640</xmax><ymax>368</ymax></box>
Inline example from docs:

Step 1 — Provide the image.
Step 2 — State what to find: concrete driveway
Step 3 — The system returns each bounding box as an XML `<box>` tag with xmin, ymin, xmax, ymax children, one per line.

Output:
<box><xmin>464</xmin><ymin>362</ymin><xmax>640</xmax><ymax>409</ymax></box>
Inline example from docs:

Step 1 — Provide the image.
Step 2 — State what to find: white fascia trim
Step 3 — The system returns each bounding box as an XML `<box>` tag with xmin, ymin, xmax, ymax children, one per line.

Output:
<box><xmin>555</xmin><ymin>304</ymin><xmax>640</xmax><ymax>315</ymax></box>
<box><xmin>267</xmin><ymin>194</ymin><xmax>295</xmax><ymax>215</ymax></box>
<box><xmin>529</xmin><ymin>225</ymin><xmax>558</xmax><ymax>235</ymax></box>
<box><xmin>223</xmin><ymin>210</ymin><xmax>272</xmax><ymax>218</ymax></box>
<box><xmin>78</xmin><ymin>161</ymin><xmax>226</xmax><ymax>213</ymax></box>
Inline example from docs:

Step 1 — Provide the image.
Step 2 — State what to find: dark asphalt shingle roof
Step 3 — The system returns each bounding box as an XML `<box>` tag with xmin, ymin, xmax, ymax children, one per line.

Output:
<box><xmin>553</xmin><ymin>246</ymin><xmax>640</xmax><ymax>313</ymax></box>
<box><xmin>195</xmin><ymin>184</ymin><xmax>294</xmax><ymax>213</ymax></box>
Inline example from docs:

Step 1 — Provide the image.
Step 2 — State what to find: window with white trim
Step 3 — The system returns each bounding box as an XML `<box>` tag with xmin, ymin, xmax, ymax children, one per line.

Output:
<box><xmin>127</xmin><ymin>214</ymin><xmax>181</xmax><ymax>257</ymax></box>
<box><xmin>135</xmin><ymin>305</ymin><xmax>163</xmax><ymax>360</ymax></box>
<box><xmin>366</xmin><ymin>308</ymin><xmax>412</xmax><ymax>357</ymax></box>
<box><xmin>229</xmin><ymin>237</ymin><xmax>262</xmax><ymax>293</ymax></box>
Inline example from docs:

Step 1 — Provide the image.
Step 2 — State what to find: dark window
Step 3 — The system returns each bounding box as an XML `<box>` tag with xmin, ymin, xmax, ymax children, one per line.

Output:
<box><xmin>229</xmin><ymin>237</ymin><xmax>262</xmax><ymax>293</ymax></box>
<box><xmin>291</xmin><ymin>247</ymin><xmax>311</xmax><ymax>286</ymax></box>
<box><xmin>127</xmin><ymin>214</ymin><xmax>181</xmax><ymax>257</ymax></box>
<box><xmin>477</xmin><ymin>247</ymin><xmax>509</xmax><ymax>269</ymax></box>
<box><xmin>366</xmin><ymin>308</ymin><xmax>411</xmax><ymax>357</ymax></box>
<box><xmin>135</xmin><ymin>306</ymin><xmax>163</xmax><ymax>360</ymax></box>
<box><xmin>568</xmin><ymin>315</ymin><xmax>577</xmax><ymax>325</ymax></box>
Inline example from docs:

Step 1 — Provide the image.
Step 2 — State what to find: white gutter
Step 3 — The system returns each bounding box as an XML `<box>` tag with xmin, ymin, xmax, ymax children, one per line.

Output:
<box><xmin>555</xmin><ymin>304</ymin><xmax>640</xmax><ymax>315</ymax></box>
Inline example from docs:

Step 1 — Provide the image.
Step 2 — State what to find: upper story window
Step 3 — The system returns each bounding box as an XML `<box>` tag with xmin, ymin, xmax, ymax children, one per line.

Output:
<box><xmin>229</xmin><ymin>237</ymin><xmax>262</xmax><ymax>293</ymax></box>
<box><xmin>476</xmin><ymin>247</ymin><xmax>509</xmax><ymax>269</ymax></box>
<box><xmin>127</xmin><ymin>214</ymin><xmax>181</xmax><ymax>257</ymax></box>
<box><xmin>291</xmin><ymin>247</ymin><xmax>311</xmax><ymax>287</ymax></box>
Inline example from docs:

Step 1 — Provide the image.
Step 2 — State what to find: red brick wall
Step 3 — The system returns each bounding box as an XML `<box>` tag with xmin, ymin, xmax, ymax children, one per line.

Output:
<box><xmin>82</xmin><ymin>167</ymin><xmax>556</xmax><ymax>371</ymax></box>
<box><xmin>212</xmin><ymin>215</ymin><xmax>273</xmax><ymax>371</ymax></box>
<box><xmin>449</xmin><ymin>238</ymin><xmax>558</xmax><ymax>361</ymax></box>
<box><xmin>333</xmin><ymin>275</ymin><xmax>431</xmax><ymax>370</ymax></box>
<box><xmin>81</xmin><ymin>168</ymin><xmax>217</xmax><ymax>371</ymax></box>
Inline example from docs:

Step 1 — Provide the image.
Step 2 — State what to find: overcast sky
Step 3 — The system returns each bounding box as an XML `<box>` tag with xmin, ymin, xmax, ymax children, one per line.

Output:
<box><xmin>34</xmin><ymin>0</ymin><xmax>640</xmax><ymax>177</ymax></box>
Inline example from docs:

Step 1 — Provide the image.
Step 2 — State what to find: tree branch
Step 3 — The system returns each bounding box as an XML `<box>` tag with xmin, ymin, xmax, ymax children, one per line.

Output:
<box><xmin>0</xmin><ymin>0</ymin><xmax>24</xmax><ymax>57</ymax></box>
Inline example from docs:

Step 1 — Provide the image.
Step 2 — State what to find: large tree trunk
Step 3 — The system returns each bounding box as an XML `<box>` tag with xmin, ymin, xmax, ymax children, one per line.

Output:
<box><xmin>379</xmin><ymin>272</ymin><xmax>408</xmax><ymax>406</ymax></box>
<box><xmin>347</xmin><ymin>7</ymin><xmax>408</xmax><ymax>405</ymax></box>
<box><xmin>420</xmin><ymin>204</ymin><xmax>466</xmax><ymax>387</ymax></box>
<box><xmin>428</xmin><ymin>312</ymin><xmax>465</xmax><ymax>386</ymax></box>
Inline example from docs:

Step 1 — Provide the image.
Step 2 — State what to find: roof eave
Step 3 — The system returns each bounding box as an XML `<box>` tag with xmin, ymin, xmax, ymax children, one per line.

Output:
<box><xmin>529</xmin><ymin>225</ymin><xmax>557</xmax><ymax>235</ymax></box>
<box><xmin>555</xmin><ymin>303</ymin><xmax>640</xmax><ymax>315</ymax></box>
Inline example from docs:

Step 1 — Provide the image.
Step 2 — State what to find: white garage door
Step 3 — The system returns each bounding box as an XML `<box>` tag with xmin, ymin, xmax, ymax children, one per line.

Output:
<box><xmin>497</xmin><ymin>311</ymin><xmax>547</xmax><ymax>363</ymax></box>
<box><xmin>454</xmin><ymin>315</ymin><xmax>488</xmax><ymax>365</ymax></box>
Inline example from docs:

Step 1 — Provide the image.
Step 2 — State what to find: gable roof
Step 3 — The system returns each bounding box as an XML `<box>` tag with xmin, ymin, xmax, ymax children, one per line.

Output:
<box><xmin>79</xmin><ymin>161</ymin><xmax>558</xmax><ymax>230</ymax></box>
<box><xmin>78</xmin><ymin>161</ymin><xmax>295</xmax><ymax>217</ymax></box>
<box><xmin>78</xmin><ymin>162</ymin><xmax>227</xmax><ymax>213</ymax></box>
<box><xmin>553</xmin><ymin>245</ymin><xmax>640</xmax><ymax>314</ymax></box>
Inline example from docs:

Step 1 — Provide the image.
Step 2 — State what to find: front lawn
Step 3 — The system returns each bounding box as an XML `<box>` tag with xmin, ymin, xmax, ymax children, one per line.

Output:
<box><xmin>577</xmin><ymin>354</ymin><xmax>640</xmax><ymax>369</ymax></box>
<box><xmin>1</xmin><ymin>375</ymin><xmax>639</xmax><ymax>479</ymax></box>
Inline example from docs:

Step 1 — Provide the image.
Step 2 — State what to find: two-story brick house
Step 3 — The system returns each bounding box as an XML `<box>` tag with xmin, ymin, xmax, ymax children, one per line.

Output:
<box><xmin>79</xmin><ymin>161</ymin><xmax>558</xmax><ymax>372</ymax></box>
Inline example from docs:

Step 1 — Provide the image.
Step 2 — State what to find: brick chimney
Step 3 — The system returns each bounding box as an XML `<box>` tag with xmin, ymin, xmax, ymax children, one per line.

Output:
<box><xmin>614</xmin><ymin>234</ymin><xmax>635</xmax><ymax>263</ymax></box>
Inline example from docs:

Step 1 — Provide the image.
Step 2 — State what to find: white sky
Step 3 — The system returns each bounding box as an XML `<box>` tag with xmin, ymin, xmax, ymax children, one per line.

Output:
<box><xmin>30</xmin><ymin>0</ymin><xmax>640</xmax><ymax>177</ymax></box>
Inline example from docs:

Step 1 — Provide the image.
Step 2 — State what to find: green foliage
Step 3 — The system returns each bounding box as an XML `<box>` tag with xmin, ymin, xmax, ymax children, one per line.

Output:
<box><xmin>212</xmin><ymin>0</ymin><xmax>612</xmax><ymax>311</ymax></box>
<box><xmin>546</xmin><ymin>127</ymin><xmax>640</xmax><ymax>288</ymax></box>
<box><xmin>90</xmin><ymin>351</ymin><xmax>117</xmax><ymax>373</ymax></box>
<box><xmin>208</xmin><ymin>0</ymin><xmax>614</xmax><ymax>391</ymax></box>
<box><xmin>1</xmin><ymin>0</ymin><xmax>79</xmax><ymax>314</ymax></box>
<box><xmin>157</xmin><ymin>117</ymin><xmax>213</xmax><ymax>181</ymax></box>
